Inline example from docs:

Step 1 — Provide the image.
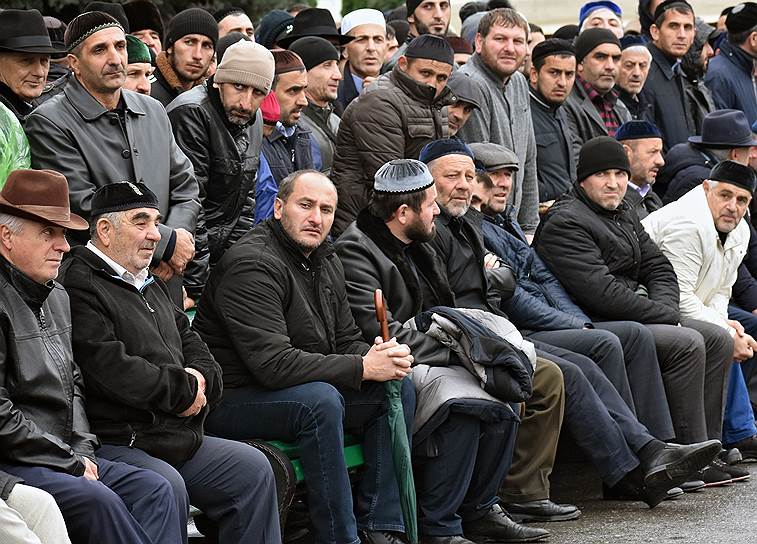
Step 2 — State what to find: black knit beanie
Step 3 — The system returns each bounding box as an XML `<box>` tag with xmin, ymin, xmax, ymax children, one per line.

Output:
<box><xmin>406</xmin><ymin>0</ymin><xmax>423</xmax><ymax>18</ymax></box>
<box><xmin>83</xmin><ymin>2</ymin><xmax>130</xmax><ymax>32</ymax></box>
<box><xmin>65</xmin><ymin>11</ymin><xmax>123</xmax><ymax>51</ymax></box>
<box><xmin>165</xmin><ymin>8</ymin><xmax>218</xmax><ymax>50</ymax></box>
<box><xmin>287</xmin><ymin>36</ymin><xmax>339</xmax><ymax>71</ymax></box>
<box><xmin>214</xmin><ymin>6</ymin><xmax>245</xmax><ymax>23</ymax></box>
<box><xmin>216</xmin><ymin>31</ymin><xmax>251</xmax><ymax>65</ymax></box>
<box><xmin>405</xmin><ymin>34</ymin><xmax>454</xmax><ymax>65</ymax></box>
<box><xmin>574</xmin><ymin>27</ymin><xmax>620</xmax><ymax>62</ymax></box>
<box><xmin>123</xmin><ymin>0</ymin><xmax>163</xmax><ymax>36</ymax></box>
<box><xmin>709</xmin><ymin>160</ymin><xmax>756</xmax><ymax>194</ymax></box>
<box><xmin>577</xmin><ymin>136</ymin><xmax>631</xmax><ymax>181</ymax></box>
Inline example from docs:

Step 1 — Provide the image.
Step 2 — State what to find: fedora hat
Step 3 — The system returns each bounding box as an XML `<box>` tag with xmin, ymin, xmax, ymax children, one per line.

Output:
<box><xmin>0</xmin><ymin>9</ymin><xmax>65</xmax><ymax>55</ymax></box>
<box><xmin>689</xmin><ymin>109</ymin><xmax>757</xmax><ymax>148</ymax></box>
<box><xmin>0</xmin><ymin>170</ymin><xmax>88</xmax><ymax>230</ymax></box>
<box><xmin>277</xmin><ymin>8</ymin><xmax>354</xmax><ymax>47</ymax></box>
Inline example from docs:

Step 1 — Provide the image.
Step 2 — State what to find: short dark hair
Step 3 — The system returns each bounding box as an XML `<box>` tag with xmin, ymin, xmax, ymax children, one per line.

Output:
<box><xmin>529</xmin><ymin>22</ymin><xmax>544</xmax><ymax>36</ymax></box>
<box><xmin>368</xmin><ymin>190</ymin><xmax>426</xmax><ymax>221</ymax></box>
<box><xmin>476</xmin><ymin>170</ymin><xmax>494</xmax><ymax>189</ymax></box>
<box><xmin>386</xmin><ymin>24</ymin><xmax>396</xmax><ymax>40</ymax></box>
<box><xmin>277</xmin><ymin>170</ymin><xmax>335</xmax><ymax>202</ymax></box>
<box><xmin>478</xmin><ymin>8</ymin><xmax>528</xmax><ymax>38</ymax></box>
<box><xmin>729</xmin><ymin>25</ymin><xmax>757</xmax><ymax>45</ymax></box>
<box><xmin>653</xmin><ymin>2</ymin><xmax>694</xmax><ymax>27</ymax></box>
<box><xmin>533</xmin><ymin>52</ymin><xmax>574</xmax><ymax>72</ymax></box>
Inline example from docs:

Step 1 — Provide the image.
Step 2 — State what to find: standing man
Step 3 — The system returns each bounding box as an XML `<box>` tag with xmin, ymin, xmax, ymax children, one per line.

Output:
<box><xmin>60</xmin><ymin>182</ymin><xmax>281</xmax><ymax>544</ymax></box>
<box><xmin>214</xmin><ymin>7</ymin><xmax>254</xmax><ymax>39</ymax></box>
<box><xmin>0</xmin><ymin>169</ymin><xmax>182</xmax><ymax>544</ymax></box>
<box><xmin>528</xmin><ymin>39</ymin><xmax>578</xmax><ymax>204</ymax></box>
<box><xmin>25</xmin><ymin>12</ymin><xmax>199</xmax><ymax>293</ymax></box>
<box><xmin>167</xmin><ymin>41</ymin><xmax>274</xmax><ymax>295</ymax></box>
<box><xmin>288</xmin><ymin>37</ymin><xmax>342</xmax><ymax>175</ymax></box>
<box><xmin>705</xmin><ymin>3</ymin><xmax>757</xmax><ymax>125</ymax></box>
<box><xmin>642</xmin><ymin>0</ymin><xmax>697</xmax><ymax>149</ymax></box>
<box><xmin>151</xmin><ymin>8</ymin><xmax>218</xmax><ymax>106</ymax></box>
<box><xmin>337</xmin><ymin>9</ymin><xmax>388</xmax><ymax>113</ymax></box>
<box><xmin>446</xmin><ymin>72</ymin><xmax>483</xmax><ymax>138</ymax></box>
<box><xmin>123</xmin><ymin>0</ymin><xmax>163</xmax><ymax>54</ymax></box>
<box><xmin>331</xmin><ymin>35</ymin><xmax>454</xmax><ymax>237</ymax></box>
<box><xmin>616</xmin><ymin>120</ymin><xmax>666</xmax><ymax>218</ymax></box>
<box><xmin>123</xmin><ymin>35</ymin><xmax>153</xmax><ymax>95</ymax></box>
<box><xmin>616</xmin><ymin>37</ymin><xmax>654</xmax><ymax>121</ymax></box>
<box><xmin>194</xmin><ymin>170</ymin><xmax>417</xmax><ymax>544</ymax></box>
<box><xmin>386</xmin><ymin>0</ymin><xmax>451</xmax><ymax>68</ymax></box>
<box><xmin>458</xmin><ymin>8</ymin><xmax>540</xmax><ymax>238</ymax></box>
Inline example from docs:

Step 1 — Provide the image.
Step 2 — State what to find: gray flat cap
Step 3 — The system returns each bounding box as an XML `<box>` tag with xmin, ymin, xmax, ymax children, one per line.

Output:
<box><xmin>374</xmin><ymin>159</ymin><xmax>434</xmax><ymax>194</ymax></box>
<box><xmin>446</xmin><ymin>71</ymin><xmax>482</xmax><ymax>111</ymax></box>
<box><xmin>469</xmin><ymin>143</ymin><xmax>520</xmax><ymax>172</ymax></box>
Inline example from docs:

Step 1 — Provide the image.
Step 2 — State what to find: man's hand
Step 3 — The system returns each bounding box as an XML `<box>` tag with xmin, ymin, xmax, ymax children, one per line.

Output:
<box><xmin>185</xmin><ymin>367</ymin><xmax>206</xmax><ymax>394</ymax></box>
<box><xmin>733</xmin><ymin>331</ymin><xmax>757</xmax><ymax>362</ymax></box>
<box><xmin>727</xmin><ymin>319</ymin><xmax>746</xmax><ymax>336</ymax></box>
<box><xmin>362</xmin><ymin>337</ymin><xmax>413</xmax><ymax>382</ymax></box>
<box><xmin>178</xmin><ymin>369</ymin><xmax>207</xmax><ymax>417</ymax></box>
<box><xmin>362</xmin><ymin>76</ymin><xmax>378</xmax><ymax>91</ymax></box>
<box><xmin>151</xmin><ymin>261</ymin><xmax>174</xmax><ymax>282</ymax></box>
<box><xmin>82</xmin><ymin>457</ymin><xmax>99</xmax><ymax>481</ymax></box>
<box><xmin>168</xmin><ymin>228</ymin><xmax>195</xmax><ymax>274</ymax></box>
<box><xmin>483</xmin><ymin>253</ymin><xmax>501</xmax><ymax>270</ymax></box>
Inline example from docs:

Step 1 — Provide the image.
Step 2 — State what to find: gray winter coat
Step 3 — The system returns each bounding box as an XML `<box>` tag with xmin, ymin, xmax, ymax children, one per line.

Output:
<box><xmin>25</xmin><ymin>77</ymin><xmax>200</xmax><ymax>260</ymax></box>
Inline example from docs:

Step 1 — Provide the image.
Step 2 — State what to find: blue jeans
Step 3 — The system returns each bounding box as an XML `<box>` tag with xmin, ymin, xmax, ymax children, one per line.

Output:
<box><xmin>205</xmin><ymin>378</ymin><xmax>416</xmax><ymax>544</ymax></box>
<box><xmin>726</xmin><ymin>305</ymin><xmax>757</xmax><ymax>444</ymax></box>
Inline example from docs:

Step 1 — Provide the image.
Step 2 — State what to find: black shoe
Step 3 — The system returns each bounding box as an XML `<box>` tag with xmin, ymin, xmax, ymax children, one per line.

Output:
<box><xmin>420</xmin><ymin>536</ymin><xmax>477</xmax><ymax>544</ymax></box>
<box><xmin>641</xmin><ymin>440</ymin><xmax>721</xmax><ymax>493</ymax></box>
<box><xmin>602</xmin><ymin>481</ymin><xmax>681</xmax><ymax>507</ymax></box>
<box><xmin>505</xmin><ymin>499</ymin><xmax>581</xmax><ymax>523</ymax></box>
<box><xmin>697</xmin><ymin>462</ymin><xmax>733</xmax><ymax>487</ymax></box>
<box><xmin>462</xmin><ymin>505</ymin><xmax>550</xmax><ymax>543</ymax></box>
<box><xmin>360</xmin><ymin>531</ymin><xmax>407</xmax><ymax>544</ymax></box>
<box><xmin>680</xmin><ymin>479</ymin><xmax>705</xmax><ymax>493</ymax></box>
<box><xmin>726</xmin><ymin>435</ymin><xmax>757</xmax><ymax>462</ymax></box>
<box><xmin>665</xmin><ymin>487</ymin><xmax>684</xmax><ymax>500</ymax></box>
<box><xmin>711</xmin><ymin>457</ymin><xmax>750</xmax><ymax>482</ymax></box>
<box><xmin>719</xmin><ymin>447</ymin><xmax>743</xmax><ymax>465</ymax></box>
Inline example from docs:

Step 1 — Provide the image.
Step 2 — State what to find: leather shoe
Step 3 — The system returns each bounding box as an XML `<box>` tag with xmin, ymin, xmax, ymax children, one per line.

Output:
<box><xmin>462</xmin><ymin>505</ymin><xmax>550</xmax><ymax>543</ymax></box>
<box><xmin>420</xmin><ymin>536</ymin><xmax>477</xmax><ymax>544</ymax></box>
<box><xmin>680</xmin><ymin>479</ymin><xmax>705</xmax><ymax>493</ymax></box>
<box><xmin>726</xmin><ymin>435</ymin><xmax>757</xmax><ymax>462</ymax></box>
<box><xmin>641</xmin><ymin>440</ymin><xmax>721</xmax><ymax>492</ymax></box>
<box><xmin>602</xmin><ymin>481</ymin><xmax>681</xmax><ymax>504</ymax></box>
<box><xmin>505</xmin><ymin>499</ymin><xmax>581</xmax><ymax>522</ymax></box>
<box><xmin>360</xmin><ymin>531</ymin><xmax>407</xmax><ymax>544</ymax></box>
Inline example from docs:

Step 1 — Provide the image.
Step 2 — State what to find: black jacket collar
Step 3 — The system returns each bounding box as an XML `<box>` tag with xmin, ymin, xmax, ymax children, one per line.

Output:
<box><xmin>268</xmin><ymin>218</ymin><xmax>334</xmax><ymax>268</ymax></box>
<box><xmin>0</xmin><ymin>83</ymin><xmax>33</xmax><ymax>121</ymax></box>
<box><xmin>0</xmin><ymin>255</ymin><xmax>53</xmax><ymax>312</ymax></box>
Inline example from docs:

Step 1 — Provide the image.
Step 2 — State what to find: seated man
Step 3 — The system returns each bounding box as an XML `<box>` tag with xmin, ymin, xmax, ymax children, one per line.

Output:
<box><xmin>535</xmin><ymin>136</ymin><xmax>737</xmax><ymax>484</ymax></box>
<box><xmin>335</xmin><ymin>160</ymin><xmax>548</xmax><ymax>543</ymax></box>
<box><xmin>0</xmin><ymin>169</ymin><xmax>180</xmax><ymax>544</ymax></box>
<box><xmin>58</xmin><ymin>182</ymin><xmax>281</xmax><ymax>543</ymax></box>
<box><xmin>193</xmin><ymin>170</ymin><xmax>417</xmax><ymax>544</ymax></box>
<box><xmin>615</xmin><ymin>120</ymin><xmax>665</xmax><ymax>219</ymax></box>
<box><xmin>643</xmin><ymin>161</ymin><xmax>757</xmax><ymax>469</ymax></box>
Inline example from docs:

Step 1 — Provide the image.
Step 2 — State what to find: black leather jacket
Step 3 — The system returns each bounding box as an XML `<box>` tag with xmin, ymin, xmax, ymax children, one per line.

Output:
<box><xmin>0</xmin><ymin>256</ymin><xmax>97</xmax><ymax>476</ymax></box>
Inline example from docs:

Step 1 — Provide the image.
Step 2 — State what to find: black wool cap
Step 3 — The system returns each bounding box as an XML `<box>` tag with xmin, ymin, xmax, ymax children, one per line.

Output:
<box><xmin>90</xmin><ymin>182</ymin><xmax>160</xmax><ymax>217</ymax></box>
<box><xmin>405</xmin><ymin>34</ymin><xmax>455</xmax><ymax>65</ymax></box>
<box><xmin>65</xmin><ymin>11</ymin><xmax>123</xmax><ymax>51</ymax></box>
<box><xmin>406</xmin><ymin>0</ymin><xmax>423</xmax><ymax>18</ymax></box>
<box><xmin>287</xmin><ymin>36</ymin><xmax>340</xmax><ymax>71</ymax></box>
<box><xmin>531</xmin><ymin>38</ymin><xmax>575</xmax><ymax>65</ymax></box>
<box><xmin>216</xmin><ymin>31</ymin><xmax>251</xmax><ymax>65</ymax></box>
<box><xmin>726</xmin><ymin>3</ymin><xmax>757</xmax><ymax>33</ymax></box>
<box><xmin>123</xmin><ymin>0</ymin><xmax>163</xmax><ymax>36</ymax></box>
<box><xmin>709</xmin><ymin>160</ymin><xmax>756</xmax><ymax>194</ymax></box>
<box><xmin>214</xmin><ymin>7</ymin><xmax>245</xmax><ymax>23</ymax></box>
<box><xmin>553</xmin><ymin>24</ymin><xmax>580</xmax><ymax>40</ymax></box>
<box><xmin>83</xmin><ymin>2</ymin><xmax>130</xmax><ymax>32</ymax></box>
<box><xmin>577</xmin><ymin>136</ymin><xmax>631</xmax><ymax>181</ymax></box>
<box><xmin>165</xmin><ymin>8</ymin><xmax>218</xmax><ymax>50</ymax></box>
<box><xmin>574</xmin><ymin>27</ymin><xmax>620</xmax><ymax>62</ymax></box>
<box><xmin>653</xmin><ymin>0</ymin><xmax>693</xmax><ymax>22</ymax></box>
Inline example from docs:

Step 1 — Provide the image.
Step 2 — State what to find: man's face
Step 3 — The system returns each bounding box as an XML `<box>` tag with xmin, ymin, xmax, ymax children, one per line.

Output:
<box><xmin>581</xmin><ymin>8</ymin><xmax>623</xmax><ymax>38</ymax></box>
<box><xmin>306</xmin><ymin>60</ymin><xmax>342</xmax><ymax>104</ymax></box>
<box><xmin>624</xmin><ymin>137</ymin><xmax>664</xmax><ymax>185</ymax></box>
<box><xmin>409</xmin><ymin>0</ymin><xmax>450</xmax><ymax>36</ymax></box>
<box><xmin>132</xmin><ymin>29</ymin><xmax>162</xmax><ymax>54</ymax></box>
<box><xmin>216</xmin><ymin>82</ymin><xmax>267</xmax><ymax>125</ymax></box>
<box><xmin>70</xmin><ymin>27</ymin><xmax>127</xmax><ymax>95</ymax></box>
<box><xmin>274</xmin><ymin>173</ymin><xmax>337</xmax><ymax>254</ymax></box>
<box><xmin>699</xmin><ymin>41</ymin><xmax>715</xmax><ymax>72</ymax></box>
<box><xmin>430</xmin><ymin>154</ymin><xmax>476</xmax><ymax>216</ymax></box>
<box><xmin>167</xmin><ymin>34</ymin><xmax>214</xmax><ymax>84</ymax></box>
<box><xmin>0</xmin><ymin>53</ymin><xmax>50</xmax><ymax>101</ymax></box>
<box><xmin>580</xmin><ymin>168</ymin><xmax>629</xmax><ymax>210</ymax></box>
<box><xmin>218</xmin><ymin>13</ymin><xmax>254</xmax><ymax>39</ymax></box>
<box><xmin>1</xmin><ymin>219</ymin><xmax>70</xmax><ymax>284</ymax></box>
<box><xmin>124</xmin><ymin>62</ymin><xmax>153</xmax><ymax>94</ymax></box>
<box><xmin>650</xmin><ymin>10</ymin><xmax>695</xmax><ymax>59</ymax></box>
<box><xmin>476</xmin><ymin>23</ymin><xmax>528</xmax><ymax>80</ymax></box>
<box><xmin>704</xmin><ymin>181</ymin><xmax>752</xmax><ymax>233</ymax></box>
<box><xmin>344</xmin><ymin>24</ymin><xmax>387</xmax><ymax>78</ymax></box>
<box><xmin>529</xmin><ymin>54</ymin><xmax>576</xmax><ymax>105</ymax></box>
<box><xmin>102</xmin><ymin>208</ymin><xmax>161</xmax><ymax>274</ymax></box>
<box><xmin>404</xmin><ymin>185</ymin><xmax>440</xmax><ymax>242</ymax></box>
<box><xmin>485</xmin><ymin>168</ymin><xmax>514</xmax><ymax>214</ymax></box>
<box><xmin>385</xmin><ymin>35</ymin><xmax>400</xmax><ymax>62</ymax></box>
<box><xmin>617</xmin><ymin>48</ymin><xmax>650</xmax><ymax>95</ymax></box>
<box><xmin>578</xmin><ymin>42</ymin><xmax>621</xmax><ymax>94</ymax></box>
<box><xmin>447</xmin><ymin>101</ymin><xmax>475</xmax><ymax>135</ymax></box>
<box><xmin>274</xmin><ymin>70</ymin><xmax>308</xmax><ymax>126</ymax></box>
<box><xmin>521</xmin><ymin>30</ymin><xmax>546</xmax><ymax>74</ymax></box>
<box><xmin>398</xmin><ymin>57</ymin><xmax>451</xmax><ymax>98</ymax></box>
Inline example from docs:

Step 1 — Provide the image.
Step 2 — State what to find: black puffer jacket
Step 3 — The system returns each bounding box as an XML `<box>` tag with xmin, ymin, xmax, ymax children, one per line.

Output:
<box><xmin>0</xmin><ymin>257</ymin><xmax>97</xmax><ymax>476</ymax></box>
<box><xmin>59</xmin><ymin>247</ymin><xmax>222</xmax><ymax>467</ymax></box>
<box><xmin>534</xmin><ymin>184</ymin><xmax>681</xmax><ymax>324</ymax></box>
<box><xmin>194</xmin><ymin>219</ymin><xmax>370</xmax><ymax>391</ymax></box>
<box><xmin>167</xmin><ymin>80</ymin><xmax>263</xmax><ymax>292</ymax></box>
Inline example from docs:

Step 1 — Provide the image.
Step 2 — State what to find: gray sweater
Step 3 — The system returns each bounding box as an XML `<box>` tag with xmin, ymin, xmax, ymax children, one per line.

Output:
<box><xmin>458</xmin><ymin>53</ymin><xmax>539</xmax><ymax>235</ymax></box>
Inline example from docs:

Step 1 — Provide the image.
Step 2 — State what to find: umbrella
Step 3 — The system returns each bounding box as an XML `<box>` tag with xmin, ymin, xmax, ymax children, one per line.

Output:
<box><xmin>374</xmin><ymin>289</ymin><xmax>418</xmax><ymax>544</ymax></box>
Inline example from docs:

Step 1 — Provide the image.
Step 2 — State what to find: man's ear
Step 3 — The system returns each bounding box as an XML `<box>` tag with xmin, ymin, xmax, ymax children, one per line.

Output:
<box><xmin>649</xmin><ymin>24</ymin><xmax>660</xmax><ymax>42</ymax></box>
<box><xmin>273</xmin><ymin>197</ymin><xmax>284</xmax><ymax>219</ymax></box>
<box><xmin>0</xmin><ymin>224</ymin><xmax>13</xmax><ymax>252</ymax></box>
<box><xmin>395</xmin><ymin>204</ymin><xmax>410</xmax><ymax>225</ymax></box>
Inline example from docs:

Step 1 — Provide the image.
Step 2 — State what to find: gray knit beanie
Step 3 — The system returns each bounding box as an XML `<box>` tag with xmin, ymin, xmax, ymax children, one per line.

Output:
<box><xmin>215</xmin><ymin>41</ymin><xmax>275</xmax><ymax>94</ymax></box>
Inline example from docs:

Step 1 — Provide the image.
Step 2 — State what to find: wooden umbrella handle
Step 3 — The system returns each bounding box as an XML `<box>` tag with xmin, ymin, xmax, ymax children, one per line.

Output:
<box><xmin>374</xmin><ymin>289</ymin><xmax>391</xmax><ymax>342</ymax></box>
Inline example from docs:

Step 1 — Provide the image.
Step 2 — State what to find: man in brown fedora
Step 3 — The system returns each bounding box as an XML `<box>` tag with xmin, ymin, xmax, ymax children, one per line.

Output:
<box><xmin>0</xmin><ymin>169</ymin><xmax>184</xmax><ymax>544</ymax></box>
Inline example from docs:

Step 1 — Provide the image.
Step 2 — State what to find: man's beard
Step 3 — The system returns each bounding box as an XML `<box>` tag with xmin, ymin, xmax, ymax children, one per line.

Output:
<box><xmin>414</xmin><ymin>19</ymin><xmax>448</xmax><ymax>36</ymax></box>
<box><xmin>225</xmin><ymin>108</ymin><xmax>253</xmax><ymax>126</ymax></box>
<box><xmin>406</xmin><ymin>218</ymin><xmax>436</xmax><ymax>242</ymax></box>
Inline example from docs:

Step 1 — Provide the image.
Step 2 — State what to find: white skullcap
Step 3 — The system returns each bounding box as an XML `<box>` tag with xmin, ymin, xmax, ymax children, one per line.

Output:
<box><xmin>341</xmin><ymin>8</ymin><xmax>386</xmax><ymax>35</ymax></box>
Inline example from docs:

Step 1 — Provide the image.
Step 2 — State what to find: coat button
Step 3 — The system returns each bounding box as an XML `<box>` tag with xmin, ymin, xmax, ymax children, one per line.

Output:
<box><xmin>122</xmin><ymin>149</ymin><xmax>131</xmax><ymax>159</ymax></box>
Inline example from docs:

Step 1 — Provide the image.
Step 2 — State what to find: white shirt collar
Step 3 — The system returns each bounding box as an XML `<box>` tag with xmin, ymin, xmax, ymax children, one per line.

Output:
<box><xmin>627</xmin><ymin>180</ymin><xmax>651</xmax><ymax>197</ymax></box>
<box><xmin>85</xmin><ymin>241</ymin><xmax>149</xmax><ymax>290</ymax></box>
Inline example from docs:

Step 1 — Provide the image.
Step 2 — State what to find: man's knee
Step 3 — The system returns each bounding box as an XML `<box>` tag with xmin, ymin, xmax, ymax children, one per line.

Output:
<box><xmin>532</xmin><ymin>358</ymin><xmax>565</xmax><ymax>405</ymax></box>
<box><xmin>297</xmin><ymin>382</ymin><xmax>346</xmax><ymax>426</ymax></box>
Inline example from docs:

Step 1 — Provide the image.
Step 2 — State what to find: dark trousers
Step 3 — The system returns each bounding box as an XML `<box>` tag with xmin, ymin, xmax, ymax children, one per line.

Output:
<box><xmin>415</xmin><ymin>412</ymin><xmax>518</xmax><ymax>537</ymax></box>
<box><xmin>647</xmin><ymin>319</ymin><xmax>732</xmax><ymax>443</ymax></box>
<box><xmin>205</xmin><ymin>379</ymin><xmax>415</xmax><ymax>544</ymax></box>
<box><xmin>97</xmin><ymin>436</ymin><xmax>281</xmax><ymax>544</ymax></box>
<box><xmin>0</xmin><ymin>458</ymin><xmax>180</xmax><ymax>544</ymax></box>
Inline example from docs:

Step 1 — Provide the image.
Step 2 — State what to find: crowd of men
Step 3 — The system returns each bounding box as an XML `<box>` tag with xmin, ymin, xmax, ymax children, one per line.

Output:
<box><xmin>1</xmin><ymin>0</ymin><xmax>757</xmax><ymax>543</ymax></box>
